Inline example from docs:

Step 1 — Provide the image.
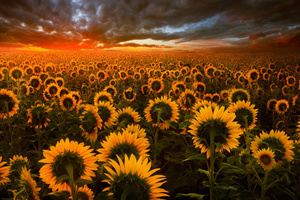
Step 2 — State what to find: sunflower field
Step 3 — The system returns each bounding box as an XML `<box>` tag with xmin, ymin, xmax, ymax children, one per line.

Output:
<box><xmin>0</xmin><ymin>50</ymin><xmax>299</xmax><ymax>200</ymax></box>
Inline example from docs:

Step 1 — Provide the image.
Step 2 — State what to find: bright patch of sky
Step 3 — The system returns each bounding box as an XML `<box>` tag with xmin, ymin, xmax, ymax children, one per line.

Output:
<box><xmin>120</xmin><ymin>38</ymin><xmax>176</xmax><ymax>46</ymax></box>
<box><xmin>37</xmin><ymin>26</ymin><xmax>44</xmax><ymax>32</ymax></box>
<box><xmin>156</xmin><ymin>15</ymin><xmax>220</xmax><ymax>34</ymax></box>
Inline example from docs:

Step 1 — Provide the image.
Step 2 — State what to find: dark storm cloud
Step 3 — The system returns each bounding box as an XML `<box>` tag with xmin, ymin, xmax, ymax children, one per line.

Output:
<box><xmin>0</xmin><ymin>0</ymin><xmax>300</xmax><ymax>49</ymax></box>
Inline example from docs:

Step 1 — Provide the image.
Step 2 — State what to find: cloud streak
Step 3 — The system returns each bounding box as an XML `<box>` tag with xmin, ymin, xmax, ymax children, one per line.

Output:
<box><xmin>0</xmin><ymin>0</ymin><xmax>300</xmax><ymax>50</ymax></box>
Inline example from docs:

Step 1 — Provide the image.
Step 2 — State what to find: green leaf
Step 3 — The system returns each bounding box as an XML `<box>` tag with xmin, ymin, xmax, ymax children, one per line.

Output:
<box><xmin>75</xmin><ymin>179</ymin><xmax>93</xmax><ymax>187</ymax></box>
<box><xmin>215</xmin><ymin>182</ymin><xmax>238</xmax><ymax>191</ymax></box>
<box><xmin>183</xmin><ymin>154</ymin><xmax>207</xmax><ymax>162</ymax></box>
<box><xmin>214</xmin><ymin>142</ymin><xmax>223</xmax><ymax>151</ymax></box>
<box><xmin>197</xmin><ymin>168</ymin><xmax>210</xmax><ymax>179</ymax></box>
<box><xmin>179</xmin><ymin>120</ymin><xmax>191</xmax><ymax>129</ymax></box>
<box><xmin>175</xmin><ymin>193</ymin><xmax>206</xmax><ymax>199</ymax></box>
<box><xmin>55</xmin><ymin>174</ymin><xmax>69</xmax><ymax>184</ymax></box>
<box><xmin>164</xmin><ymin>120</ymin><xmax>178</xmax><ymax>129</ymax></box>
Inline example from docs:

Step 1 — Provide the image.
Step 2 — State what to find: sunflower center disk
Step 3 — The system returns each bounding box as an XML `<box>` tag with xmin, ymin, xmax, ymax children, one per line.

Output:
<box><xmin>258</xmin><ymin>137</ymin><xmax>286</xmax><ymax>162</ymax></box>
<box><xmin>235</xmin><ymin>108</ymin><xmax>254</xmax><ymax>129</ymax></box>
<box><xmin>0</xmin><ymin>95</ymin><xmax>15</xmax><ymax>112</ymax></box>
<box><xmin>113</xmin><ymin>175</ymin><xmax>150</xmax><ymax>200</ymax></box>
<box><xmin>82</xmin><ymin>112</ymin><xmax>98</xmax><ymax>133</ymax></box>
<box><xmin>51</xmin><ymin>151</ymin><xmax>85</xmax><ymax>181</ymax></box>
<box><xmin>109</xmin><ymin>143</ymin><xmax>139</xmax><ymax>161</ymax></box>
<box><xmin>150</xmin><ymin>102</ymin><xmax>172</xmax><ymax>123</ymax></box>
<box><xmin>198</xmin><ymin>121</ymin><xmax>229</xmax><ymax>147</ymax></box>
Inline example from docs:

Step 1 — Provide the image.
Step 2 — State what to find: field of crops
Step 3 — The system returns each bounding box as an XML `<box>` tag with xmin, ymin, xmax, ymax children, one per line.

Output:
<box><xmin>0</xmin><ymin>50</ymin><xmax>299</xmax><ymax>200</ymax></box>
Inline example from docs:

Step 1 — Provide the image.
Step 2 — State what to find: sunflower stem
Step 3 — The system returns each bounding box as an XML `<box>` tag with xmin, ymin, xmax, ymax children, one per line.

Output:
<box><xmin>209</xmin><ymin>130</ymin><xmax>215</xmax><ymax>200</ymax></box>
<box><xmin>243</xmin><ymin>115</ymin><xmax>251</xmax><ymax>190</ymax></box>
<box><xmin>65</xmin><ymin>163</ymin><xmax>77</xmax><ymax>200</ymax></box>
<box><xmin>153</xmin><ymin>109</ymin><xmax>162</xmax><ymax>165</ymax></box>
<box><xmin>260</xmin><ymin>169</ymin><xmax>270</xmax><ymax>199</ymax></box>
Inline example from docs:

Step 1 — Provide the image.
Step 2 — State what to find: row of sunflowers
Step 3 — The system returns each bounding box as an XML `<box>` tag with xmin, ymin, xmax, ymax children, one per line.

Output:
<box><xmin>0</xmin><ymin>51</ymin><xmax>299</xmax><ymax>200</ymax></box>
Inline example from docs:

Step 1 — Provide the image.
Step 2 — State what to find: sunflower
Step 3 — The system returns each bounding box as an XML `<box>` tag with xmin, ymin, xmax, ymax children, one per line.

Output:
<box><xmin>77</xmin><ymin>68</ymin><xmax>86</xmax><ymax>76</ymax></box>
<box><xmin>27</xmin><ymin>103</ymin><xmax>52</xmax><ymax>129</ymax></box>
<box><xmin>275</xmin><ymin>120</ymin><xmax>285</xmax><ymax>130</ymax></box>
<box><xmin>39</xmin><ymin>138</ymin><xmax>98</xmax><ymax>192</ymax></box>
<box><xmin>149</xmin><ymin>78</ymin><xmax>164</xmax><ymax>94</ymax></box>
<box><xmin>192</xmin><ymin>100</ymin><xmax>218</xmax><ymax>114</ymax></box>
<box><xmin>70</xmin><ymin>91</ymin><xmax>81</xmax><ymax>104</ymax></box>
<box><xmin>97</xmin><ymin>130</ymin><xmax>150</xmax><ymax>163</ymax></box>
<box><xmin>108</xmin><ymin>79</ymin><xmax>116</xmax><ymax>86</ymax></box>
<box><xmin>80</xmin><ymin>104</ymin><xmax>102</xmax><ymax>142</ymax></box>
<box><xmin>247</xmin><ymin>69</ymin><xmax>260</xmax><ymax>82</ymax></box>
<box><xmin>133</xmin><ymin>72</ymin><xmax>142</xmax><ymax>81</ymax></box>
<box><xmin>25</xmin><ymin>66</ymin><xmax>34</xmax><ymax>76</ymax></box>
<box><xmin>270</xmin><ymin>83</ymin><xmax>278</xmax><ymax>93</ymax></box>
<box><xmin>203</xmin><ymin>93</ymin><xmax>213</xmax><ymax>102</ymax></box>
<box><xmin>102</xmin><ymin>154</ymin><xmax>169</xmax><ymax>200</ymax></box>
<box><xmin>45</xmin><ymin>83</ymin><xmax>59</xmax><ymax>97</ymax></box>
<box><xmin>1</xmin><ymin>66</ymin><xmax>9</xmax><ymax>75</ymax></box>
<box><xmin>43</xmin><ymin>91</ymin><xmax>51</xmax><ymax>102</ymax></box>
<box><xmin>263</xmin><ymin>73</ymin><xmax>270</xmax><ymax>81</ymax></box>
<box><xmin>228</xmin><ymin>88</ymin><xmax>250</xmax><ymax>104</ymax></box>
<box><xmin>266</xmin><ymin>99</ymin><xmax>277</xmax><ymax>111</ymax></box>
<box><xmin>29</xmin><ymin>76</ymin><xmax>42</xmax><ymax>91</ymax></box>
<box><xmin>123</xmin><ymin>87</ymin><xmax>136</xmax><ymax>102</ymax></box>
<box><xmin>193</xmin><ymin>82</ymin><xmax>206</xmax><ymax>94</ymax></box>
<box><xmin>292</xmin><ymin>94</ymin><xmax>300</xmax><ymax>106</ymax></box>
<box><xmin>94</xmin><ymin>91</ymin><xmax>114</xmax><ymax>104</ymax></box>
<box><xmin>60</xmin><ymin>94</ymin><xmax>77</xmax><ymax>111</ymax></box>
<box><xmin>19</xmin><ymin>167</ymin><xmax>41</xmax><ymax>200</ymax></box>
<box><xmin>251</xmin><ymin>130</ymin><xmax>294</xmax><ymax>163</ymax></box>
<box><xmin>177</xmin><ymin>89</ymin><xmax>198</xmax><ymax>111</ymax></box>
<box><xmin>227</xmin><ymin>100</ymin><xmax>258</xmax><ymax>131</ymax></box>
<box><xmin>123</xmin><ymin>124</ymin><xmax>147</xmax><ymax>138</ymax></box>
<box><xmin>44</xmin><ymin>77</ymin><xmax>56</xmax><ymax>87</ymax></box>
<box><xmin>55</xmin><ymin>77</ymin><xmax>64</xmax><ymax>87</ymax></box>
<box><xmin>277</xmin><ymin>72</ymin><xmax>285</xmax><ymax>82</ymax></box>
<box><xmin>220</xmin><ymin>90</ymin><xmax>229</xmax><ymax>100</ymax></box>
<box><xmin>212</xmin><ymin>93</ymin><xmax>221</xmax><ymax>103</ymax></box>
<box><xmin>57</xmin><ymin>87</ymin><xmax>69</xmax><ymax>98</ymax></box>
<box><xmin>172</xmin><ymin>81</ymin><xmax>186</xmax><ymax>92</ymax></box>
<box><xmin>96</xmin><ymin>101</ymin><xmax>117</xmax><ymax>128</ymax></box>
<box><xmin>9</xmin><ymin>155</ymin><xmax>30</xmax><ymax>174</ymax></box>
<box><xmin>19</xmin><ymin>83</ymin><xmax>30</xmax><ymax>96</ymax></box>
<box><xmin>97</xmin><ymin>70</ymin><xmax>107</xmax><ymax>81</ymax></box>
<box><xmin>9</xmin><ymin>67</ymin><xmax>24</xmax><ymax>81</ymax></box>
<box><xmin>39</xmin><ymin>72</ymin><xmax>49</xmax><ymax>82</ymax></box>
<box><xmin>89</xmin><ymin>73</ymin><xmax>97</xmax><ymax>84</ymax></box>
<box><xmin>275</xmin><ymin>99</ymin><xmax>289</xmax><ymax>115</ymax></box>
<box><xmin>281</xmin><ymin>85</ymin><xmax>290</xmax><ymax>96</ymax></box>
<box><xmin>0</xmin><ymin>89</ymin><xmax>19</xmax><ymax>119</ymax></box>
<box><xmin>141</xmin><ymin>84</ymin><xmax>152</xmax><ymax>95</ymax></box>
<box><xmin>256</xmin><ymin>87</ymin><xmax>264</xmax><ymax>96</ymax></box>
<box><xmin>115</xmin><ymin>107</ymin><xmax>141</xmax><ymax>128</ymax></box>
<box><xmin>253</xmin><ymin>148</ymin><xmax>276</xmax><ymax>171</ymax></box>
<box><xmin>204</xmin><ymin>65</ymin><xmax>216</xmax><ymax>78</ymax></box>
<box><xmin>104</xmin><ymin>85</ymin><xmax>117</xmax><ymax>98</ymax></box>
<box><xmin>188</xmin><ymin>105</ymin><xmax>243</xmax><ymax>158</ymax></box>
<box><xmin>77</xmin><ymin>185</ymin><xmax>95</xmax><ymax>200</ymax></box>
<box><xmin>119</xmin><ymin>70</ymin><xmax>128</xmax><ymax>80</ymax></box>
<box><xmin>144</xmin><ymin>96</ymin><xmax>179</xmax><ymax>130</ymax></box>
<box><xmin>286</xmin><ymin>75</ymin><xmax>296</xmax><ymax>87</ymax></box>
<box><xmin>0</xmin><ymin>71</ymin><xmax>5</xmax><ymax>81</ymax></box>
<box><xmin>173</xmin><ymin>69</ymin><xmax>180</xmax><ymax>79</ymax></box>
<box><xmin>0</xmin><ymin>156</ymin><xmax>10</xmax><ymax>186</ymax></box>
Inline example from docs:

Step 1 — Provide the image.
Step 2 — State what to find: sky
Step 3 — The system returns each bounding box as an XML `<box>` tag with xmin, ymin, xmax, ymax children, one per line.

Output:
<box><xmin>0</xmin><ymin>0</ymin><xmax>300</xmax><ymax>51</ymax></box>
